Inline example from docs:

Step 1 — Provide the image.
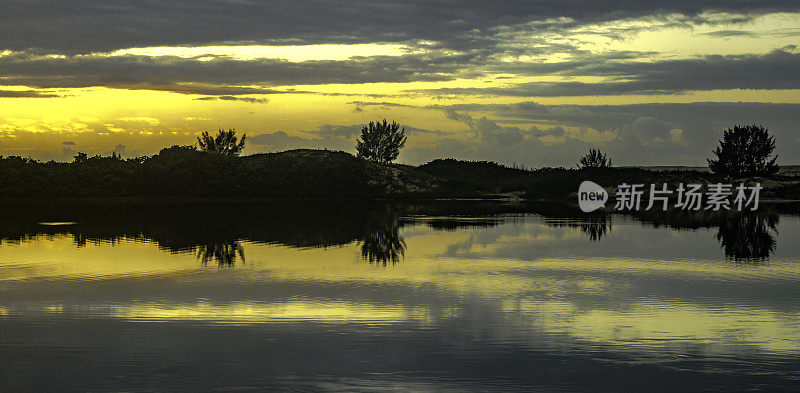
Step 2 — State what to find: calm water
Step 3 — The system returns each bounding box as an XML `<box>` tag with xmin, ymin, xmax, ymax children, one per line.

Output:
<box><xmin>1</xmin><ymin>201</ymin><xmax>799</xmax><ymax>391</ymax></box>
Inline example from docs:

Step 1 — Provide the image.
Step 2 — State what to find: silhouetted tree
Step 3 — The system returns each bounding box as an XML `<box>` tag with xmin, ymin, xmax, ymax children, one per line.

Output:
<box><xmin>708</xmin><ymin>124</ymin><xmax>778</xmax><ymax>178</ymax></box>
<box><xmin>356</xmin><ymin>119</ymin><xmax>407</xmax><ymax>164</ymax></box>
<box><xmin>197</xmin><ymin>128</ymin><xmax>247</xmax><ymax>156</ymax></box>
<box><xmin>73</xmin><ymin>152</ymin><xmax>89</xmax><ymax>163</ymax></box>
<box><xmin>577</xmin><ymin>149</ymin><xmax>612</xmax><ymax>168</ymax></box>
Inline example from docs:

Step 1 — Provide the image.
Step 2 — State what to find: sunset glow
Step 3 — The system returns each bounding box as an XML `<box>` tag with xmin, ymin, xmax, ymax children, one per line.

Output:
<box><xmin>1</xmin><ymin>5</ymin><xmax>799</xmax><ymax>166</ymax></box>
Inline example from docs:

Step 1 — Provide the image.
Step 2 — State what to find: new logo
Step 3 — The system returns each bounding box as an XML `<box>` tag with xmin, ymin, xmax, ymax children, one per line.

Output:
<box><xmin>578</xmin><ymin>181</ymin><xmax>608</xmax><ymax>212</ymax></box>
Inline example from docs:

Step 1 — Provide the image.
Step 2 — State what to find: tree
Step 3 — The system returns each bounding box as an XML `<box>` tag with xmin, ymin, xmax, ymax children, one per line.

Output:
<box><xmin>197</xmin><ymin>128</ymin><xmax>247</xmax><ymax>156</ymax></box>
<box><xmin>356</xmin><ymin>119</ymin><xmax>407</xmax><ymax>164</ymax></box>
<box><xmin>73</xmin><ymin>152</ymin><xmax>89</xmax><ymax>163</ymax></box>
<box><xmin>577</xmin><ymin>148</ymin><xmax>612</xmax><ymax>168</ymax></box>
<box><xmin>708</xmin><ymin>124</ymin><xmax>778</xmax><ymax>178</ymax></box>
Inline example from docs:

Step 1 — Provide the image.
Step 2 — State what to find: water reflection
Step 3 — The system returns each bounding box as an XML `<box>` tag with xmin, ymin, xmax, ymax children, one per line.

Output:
<box><xmin>0</xmin><ymin>200</ymin><xmax>793</xmax><ymax>264</ymax></box>
<box><xmin>196</xmin><ymin>241</ymin><xmax>246</xmax><ymax>266</ymax></box>
<box><xmin>0</xmin><ymin>201</ymin><xmax>413</xmax><ymax>265</ymax></box>
<box><xmin>545</xmin><ymin>214</ymin><xmax>612</xmax><ymax>241</ymax></box>
<box><xmin>359</xmin><ymin>207</ymin><xmax>406</xmax><ymax>265</ymax></box>
<box><xmin>717</xmin><ymin>213</ymin><xmax>778</xmax><ymax>263</ymax></box>
<box><xmin>2</xmin><ymin>200</ymin><xmax>800</xmax><ymax>391</ymax></box>
<box><xmin>633</xmin><ymin>208</ymin><xmax>781</xmax><ymax>262</ymax></box>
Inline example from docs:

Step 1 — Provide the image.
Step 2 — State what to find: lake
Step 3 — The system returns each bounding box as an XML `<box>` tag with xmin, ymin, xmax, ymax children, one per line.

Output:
<box><xmin>1</xmin><ymin>200</ymin><xmax>799</xmax><ymax>391</ymax></box>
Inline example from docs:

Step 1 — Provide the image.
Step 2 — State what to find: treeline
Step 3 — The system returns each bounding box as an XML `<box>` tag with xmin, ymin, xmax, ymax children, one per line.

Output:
<box><xmin>0</xmin><ymin>146</ymin><xmax>382</xmax><ymax>199</ymax></box>
<box><xmin>1</xmin><ymin>146</ymin><xmax>796</xmax><ymax>199</ymax></box>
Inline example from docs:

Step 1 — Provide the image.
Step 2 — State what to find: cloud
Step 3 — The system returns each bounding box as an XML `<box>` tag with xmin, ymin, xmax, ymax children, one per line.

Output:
<box><xmin>530</xmin><ymin>126</ymin><xmax>566</xmax><ymax>137</ymax></box>
<box><xmin>0</xmin><ymin>8</ymin><xmax>797</xmax><ymax>98</ymax></box>
<box><xmin>60</xmin><ymin>147</ymin><xmax>76</xmax><ymax>161</ymax></box>
<box><xmin>401</xmin><ymin>126</ymin><xmax>595</xmax><ymax>167</ymax></box>
<box><xmin>701</xmin><ymin>30</ymin><xmax>759</xmax><ymax>37</ymax></box>
<box><xmin>417</xmin><ymin>49</ymin><xmax>800</xmax><ymax>96</ymax></box>
<box><xmin>350</xmin><ymin>100</ymin><xmax>800</xmax><ymax>166</ymax></box>
<box><xmin>444</xmin><ymin>110</ymin><xmax>475</xmax><ymax>128</ymax></box>
<box><xmin>0</xmin><ymin>89</ymin><xmax>60</xmax><ymax>98</ymax></box>
<box><xmin>2</xmin><ymin>2</ymin><xmax>799</xmax><ymax>168</ymax></box>
<box><xmin>313</xmin><ymin>124</ymin><xmax>362</xmax><ymax>139</ymax></box>
<box><xmin>7</xmin><ymin>43</ymin><xmax>797</xmax><ymax>98</ymax></box>
<box><xmin>193</xmin><ymin>96</ymin><xmax>269</xmax><ymax>104</ymax></box>
<box><xmin>123</xmin><ymin>84</ymin><xmax>299</xmax><ymax>96</ymax></box>
<box><xmin>626</xmin><ymin>117</ymin><xmax>685</xmax><ymax>146</ymax></box>
<box><xmin>2</xmin><ymin>1</ymin><xmax>798</xmax><ymax>55</ymax></box>
<box><xmin>484</xmin><ymin>102</ymin><xmax>799</xmax><ymax>165</ymax></box>
<box><xmin>0</xmin><ymin>51</ymin><xmax>477</xmax><ymax>92</ymax></box>
<box><xmin>62</xmin><ymin>141</ymin><xmax>76</xmax><ymax>145</ymax></box>
<box><xmin>426</xmin><ymin>110</ymin><xmax>596</xmax><ymax>166</ymax></box>
<box><xmin>249</xmin><ymin>126</ymin><xmax>356</xmax><ymax>152</ymax></box>
<box><xmin>469</xmin><ymin>116</ymin><xmax>527</xmax><ymax>146</ymax></box>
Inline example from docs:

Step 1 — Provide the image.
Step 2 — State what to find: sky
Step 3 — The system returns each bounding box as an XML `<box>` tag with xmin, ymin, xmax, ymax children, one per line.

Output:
<box><xmin>1</xmin><ymin>1</ymin><xmax>799</xmax><ymax>166</ymax></box>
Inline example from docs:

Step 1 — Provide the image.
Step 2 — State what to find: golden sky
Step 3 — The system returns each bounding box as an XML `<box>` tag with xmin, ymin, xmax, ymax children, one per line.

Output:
<box><xmin>1</xmin><ymin>4</ymin><xmax>799</xmax><ymax>166</ymax></box>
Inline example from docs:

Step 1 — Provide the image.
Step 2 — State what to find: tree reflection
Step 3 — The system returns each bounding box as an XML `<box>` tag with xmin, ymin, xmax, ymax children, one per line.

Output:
<box><xmin>0</xmin><ymin>200</ymin><xmax>790</xmax><ymax>266</ymax></box>
<box><xmin>717</xmin><ymin>213</ymin><xmax>778</xmax><ymax>263</ymax></box>
<box><xmin>544</xmin><ymin>214</ymin><xmax>611</xmax><ymax>242</ymax></box>
<box><xmin>359</xmin><ymin>207</ymin><xmax>406</xmax><ymax>266</ymax></box>
<box><xmin>634</xmin><ymin>207</ymin><xmax>780</xmax><ymax>263</ymax></box>
<box><xmin>579</xmin><ymin>215</ymin><xmax>611</xmax><ymax>242</ymax></box>
<box><xmin>196</xmin><ymin>241</ymin><xmax>246</xmax><ymax>267</ymax></box>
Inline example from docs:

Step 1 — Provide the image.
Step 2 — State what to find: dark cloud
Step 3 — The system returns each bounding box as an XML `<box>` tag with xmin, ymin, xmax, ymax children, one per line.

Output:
<box><xmin>249</xmin><ymin>125</ymin><xmax>360</xmax><ymax>152</ymax></box>
<box><xmin>0</xmin><ymin>89</ymin><xmax>60</xmax><ymax>98</ymax></box>
<box><xmin>530</xmin><ymin>126</ymin><xmax>566</xmax><ymax>137</ymax></box>
<box><xmin>0</xmin><ymin>52</ymin><xmax>479</xmax><ymax>92</ymax></box>
<box><xmin>248</xmin><ymin>131</ymin><xmax>313</xmax><ymax>149</ymax></box>
<box><xmin>401</xmin><ymin>125</ymin><xmax>594</xmax><ymax>167</ymax></box>
<box><xmin>0</xmin><ymin>9</ymin><xmax>795</xmax><ymax>96</ymax></box>
<box><xmin>123</xmin><ymin>84</ymin><xmax>301</xmax><ymax>96</ymax></box>
<box><xmin>471</xmin><ymin>101</ymin><xmax>800</xmax><ymax>165</ymax></box>
<box><xmin>62</xmin><ymin>141</ymin><xmax>76</xmax><ymax>145</ymax></box>
<box><xmin>193</xmin><ymin>96</ymin><xmax>268</xmax><ymax>103</ymax></box>
<box><xmin>2</xmin><ymin>1</ymin><xmax>798</xmax><ymax>54</ymax></box>
<box><xmin>313</xmin><ymin>125</ymin><xmax>362</xmax><ymax>139</ymax></box>
<box><xmin>418</xmin><ymin>49</ymin><xmax>800</xmax><ymax>96</ymax></box>
<box><xmin>444</xmin><ymin>110</ymin><xmax>475</xmax><ymax>128</ymax></box>
<box><xmin>355</xmin><ymin>100</ymin><xmax>800</xmax><ymax>166</ymax></box>
<box><xmin>348</xmin><ymin>101</ymin><xmax>419</xmax><ymax>109</ymax></box>
<box><xmin>403</xmin><ymin>126</ymin><xmax>446</xmax><ymax>136</ymax></box>
<box><xmin>446</xmin><ymin>111</ymin><xmax>528</xmax><ymax>146</ymax></box>
<box><xmin>0</xmin><ymin>2</ymin><xmax>796</xmax><ymax>100</ymax></box>
<box><xmin>404</xmin><ymin>111</ymin><xmax>591</xmax><ymax>166</ymax></box>
<box><xmin>625</xmin><ymin>117</ymin><xmax>685</xmax><ymax>146</ymax></box>
<box><xmin>701</xmin><ymin>30</ymin><xmax>759</xmax><ymax>37</ymax></box>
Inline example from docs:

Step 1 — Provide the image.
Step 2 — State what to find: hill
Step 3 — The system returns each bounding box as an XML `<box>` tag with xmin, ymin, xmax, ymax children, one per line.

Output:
<box><xmin>1</xmin><ymin>147</ymin><xmax>798</xmax><ymax>200</ymax></box>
